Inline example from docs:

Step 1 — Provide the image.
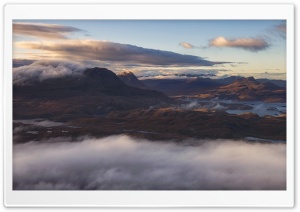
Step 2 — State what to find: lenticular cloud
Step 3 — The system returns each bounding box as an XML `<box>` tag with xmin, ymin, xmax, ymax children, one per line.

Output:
<box><xmin>13</xmin><ymin>135</ymin><xmax>286</xmax><ymax>190</ymax></box>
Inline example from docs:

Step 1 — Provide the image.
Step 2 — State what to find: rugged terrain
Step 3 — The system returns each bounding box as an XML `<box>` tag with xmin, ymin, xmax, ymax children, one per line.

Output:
<box><xmin>142</xmin><ymin>76</ymin><xmax>286</xmax><ymax>102</ymax></box>
<box><xmin>13</xmin><ymin>108</ymin><xmax>286</xmax><ymax>144</ymax></box>
<box><xmin>13</xmin><ymin>67</ymin><xmax>172</xmax><ymax>121</ymax></box>
<box><xmin>191</xmin><ymin>77</ymin><xmax>286</xmax><ymax>102</ymax></box>
<box><xmin>13</xmin><ymin>67</ymin><xmax>286</xmax><ymax>144</ymax></box>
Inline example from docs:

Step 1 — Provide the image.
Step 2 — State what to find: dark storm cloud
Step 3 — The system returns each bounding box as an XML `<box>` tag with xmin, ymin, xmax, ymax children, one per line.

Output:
<box><xmin>13</xmin><ymin>22</ymin><xmax>84</xmax><ymax>39</ymax></box>
<box><xmin>13</xmin><ymin>135</ymin><xmax>286</xmax><ymax>190</ymax></box>
<box><xmin>16</xmin><ymin>40</ymin><xmax>228</xmax><ymax>66</ymax></box>
<box><xmin>209</xmin><ymin>36</ymin><xmax>270</xmax><ymax>52</ymax></box>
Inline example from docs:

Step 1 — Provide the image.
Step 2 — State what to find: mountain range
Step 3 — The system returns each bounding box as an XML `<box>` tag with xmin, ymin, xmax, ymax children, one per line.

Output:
<box><xmin>13</xmin><ymin>67</ymin><xmax>286</xmax><ymax>143</ymax></box>
<box><xmin>142</xmin><ymin>77</ymin><xmax>221</xmax><ymax>95</ymax></box>
<box><xmin>118</xmin><ymin>72</ymin><xmax>286</xmax><ymax>102</ymax></box>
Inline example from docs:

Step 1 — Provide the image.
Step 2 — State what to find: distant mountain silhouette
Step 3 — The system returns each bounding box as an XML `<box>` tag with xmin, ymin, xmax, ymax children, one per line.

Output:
<box><xmin>215</xmin><ymin>76</ymin><xmax>244</xmax><ymax>85</ymax></box>
<box><xmin>142</xmin><ymin>77</ymin><xmax>222</xmax><ymax>95</ymax></box>
<box><xmin>256</xmin><ymin>78</ymin><xmax>286</xmax><ymax>88</ymax></box>
<box><xmin>142</xmin><ymin>76</ymin><xmax>286</xmax><ymax>94</ymax></box>
<box><xmin>117</xmin><ymin>71</ymin><xmax>147</xmax><ymax>89</ymax></box>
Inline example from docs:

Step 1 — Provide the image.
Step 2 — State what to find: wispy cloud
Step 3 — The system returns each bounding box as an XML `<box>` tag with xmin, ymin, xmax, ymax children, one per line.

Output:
<box><xmin>179</xmin><ymin>42</ymin><xmax>207</xmax><ymax>50</ymax></box>
<box><xmin>179</xmin><ymin>42</ymin><xmax>196</xmax><ymax>49</ymax></box>
<box><xmin>13</xmin><ymin>22</ymin><xmax>84</xmax><ymax>39</ymax></box>
<box><xmin>16</xmin><ymin>40</ymin><xmax>228</xmax><ymax>66</ymax></box>
<box><xmin>274</xmin><ymin>23</ymin><xmax>286</xmax><ymax>33</ymax></box>
<box><xmin>13</xmin><ymin>135</ymin><xmax>286</xmax><ymax>190</ymax></box>
<box><xmin>209</xmin><ymin>36</ymin><xmax>270</xmax><ymax>52</ymax></box>
<box><xmin>270</xmin><ymin>22</ymin><xmax>286</xmax><ymax>39</ymax></box>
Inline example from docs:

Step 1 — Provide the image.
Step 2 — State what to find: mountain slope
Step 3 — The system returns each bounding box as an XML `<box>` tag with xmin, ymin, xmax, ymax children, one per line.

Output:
<box><xmin>13</xmin><ymin>67</ymin><xmax>172</xmax><ymax>120</ymax></box>
<box><xmin>256</xmin><ymin>78</ymin><xmax>286</xmax><ymax>88</ymax></box>
<box><xmin>117</xmin><ymin>71</ymin><xmax>147</xmax><ymax>89</ymax></box>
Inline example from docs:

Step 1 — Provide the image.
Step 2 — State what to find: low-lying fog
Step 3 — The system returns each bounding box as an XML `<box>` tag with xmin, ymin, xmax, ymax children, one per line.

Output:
<box><xmin>13</xmin><ymin>135</ymin><xmax>286</xmax><ymax>190</ymax></box>
<box><xmin>181</xmin><ymin>100</ymin><xmax>286</xmax><ymax>117</ymax></box>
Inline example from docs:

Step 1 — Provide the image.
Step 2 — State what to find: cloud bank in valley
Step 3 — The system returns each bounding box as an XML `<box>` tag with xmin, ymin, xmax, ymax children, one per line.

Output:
<box><xmin>209</xmin><ymin>36</ymin><xmax>270</xmax><ymax>52</ymax></box>
<box><xmin>13</xmin><ymin>135</ymin><xmax>286</xmax><ymax>190</ymax></box>
<box><xmin>13</xmin><ymin>22</ymin><xmax>84</xmax><ymax>39</ymax></box>
<box><xmin>16</xmin><ymin>40</ymin><xmax>226</xmax><ymax>66</ymax></box>
<box><xmin>132</xmin><ymin>68</ymin><xmax>228</xmax><ymax>79</ymax></box>
<box><xmin>14</xmin><ymin>119</ymin><xmax>64</xmax><ymax>127</ymax></box>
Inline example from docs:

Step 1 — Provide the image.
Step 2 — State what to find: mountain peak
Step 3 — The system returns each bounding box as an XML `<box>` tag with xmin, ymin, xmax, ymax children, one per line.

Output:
<box><xmin>232</xmin><ymin>77</ymin><xmax>260</xmax><ymax>88</ymax></box>
<box><xmin>84</xmin><ymin>67</ymin><xmax>117</xmax><ymax>78</ymax></box>
<box><xmin>117</xmin><ymin>71</ymin><xmax>147</xmax><ymax>89</ymax></box>
<box><xmin>234</xmin><ymin>76</ymin><xmax>257</xmax><ymax>83</ymax></box>
<box><xmin>83</xmin><ymin>67</ymin><xmax>126</xmax><ymax>89</ymax></box>
<box><xmin>245</xmin><ymin>76</ymin><xmax>256</xmax><ymax>82</ymax></box>
<box><xmin>118</xmin><ymin>71</ymin><xmax>135</xmax><ymax>76</ymax></box>
<box><xmin>13</xmin><ymin>67</ymin><xmax>171</xmax><ymax>119</ymax></box>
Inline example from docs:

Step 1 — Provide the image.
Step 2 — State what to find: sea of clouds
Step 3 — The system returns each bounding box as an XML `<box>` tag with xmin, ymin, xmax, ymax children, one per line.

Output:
<box><xmin>13</xmin><ymin>135</ymin><xmax>286</xmax><ymax>190</ymax></box>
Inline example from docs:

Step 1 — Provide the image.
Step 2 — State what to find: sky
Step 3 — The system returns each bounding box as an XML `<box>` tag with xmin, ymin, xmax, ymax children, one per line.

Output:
<box><xmin>13</xmin><ymin>20</ymin><xmax>286</xmax><ymax>80</ymax></box>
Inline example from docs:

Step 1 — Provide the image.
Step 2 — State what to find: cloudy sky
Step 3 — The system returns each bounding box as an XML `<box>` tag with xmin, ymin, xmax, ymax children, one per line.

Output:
<box><xmin>13</xmin><ymin>20</ymin><xmax>286</xmax><ymax>79</ymax></box>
